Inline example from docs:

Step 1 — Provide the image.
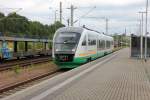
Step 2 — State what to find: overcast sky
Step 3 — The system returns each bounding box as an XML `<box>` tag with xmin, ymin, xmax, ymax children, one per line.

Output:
<box><xmin>0</xmin><ymin>0</ymin><xmax>149</xmax><ymax>35</ymax></box>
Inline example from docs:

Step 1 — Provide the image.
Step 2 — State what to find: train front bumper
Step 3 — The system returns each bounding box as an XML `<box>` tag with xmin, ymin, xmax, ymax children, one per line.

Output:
<box><xmin>53</xmin><ymin>56</ymin><xmax>87</xmax><ymax>68</ymax></box>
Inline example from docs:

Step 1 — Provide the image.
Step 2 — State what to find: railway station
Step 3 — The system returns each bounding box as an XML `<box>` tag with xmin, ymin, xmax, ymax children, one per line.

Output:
<box><xmin>1</xmin><ymin>48</ymin><xmax>150</xmax><ymax>100</ymax></box>
<box><xmin>1</xmin><ymin>0</ymin><xmax>150</xmax><ymax>100</ymax></box>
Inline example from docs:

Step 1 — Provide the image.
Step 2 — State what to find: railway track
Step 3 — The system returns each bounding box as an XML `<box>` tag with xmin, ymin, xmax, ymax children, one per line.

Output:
<box><xmin>0</xmin><ymin>69</ymin><xmax>67</xmax><ymax>99</ymax></box>
<box><xmin>0</xmin><ymin>57</ymin><xmax>52</xmax><ymax>72</ymax></box>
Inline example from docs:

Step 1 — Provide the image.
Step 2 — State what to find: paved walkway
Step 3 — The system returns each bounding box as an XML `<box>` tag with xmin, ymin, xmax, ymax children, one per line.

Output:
<box><xmin>52</xmin><ymin>48</ymin><xmax>150</xmax><ymax>100</ymax></box>
<box><xmin>2</xmin><ymin>48</ymin><xmax>150</xmax><ymax>100</ymax></box>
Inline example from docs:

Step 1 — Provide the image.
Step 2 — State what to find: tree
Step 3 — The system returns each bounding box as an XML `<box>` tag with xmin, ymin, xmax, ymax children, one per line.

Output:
<box><xmin>48</xmin><ymin>21</ymin><xmax>65</xmax><ymax>39</ymax></box>
<box><xmin>4</xmin><ymin>13</ymin><xmax>29</xmax><ymax>36</ymax></box>
<box><xmin>0</xmin><ymin>12</ymin><xmax>65</xmax><ymax>38</ymax></box>
<box><xmin>0</xmin><ymin>12</ymin><xmax>5</xmax><ymax>33</ymax></box>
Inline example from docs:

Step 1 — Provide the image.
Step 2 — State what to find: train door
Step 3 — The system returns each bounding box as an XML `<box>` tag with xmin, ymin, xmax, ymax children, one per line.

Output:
<box><xmin>79</xmin><ymin>34</ymin><xmax>87</xmax><ymax>56</ymax></box>
<box><xmin>87</xmin><ymin>33</ymin><xmax>97</xmax><ymax>60</ymax></box>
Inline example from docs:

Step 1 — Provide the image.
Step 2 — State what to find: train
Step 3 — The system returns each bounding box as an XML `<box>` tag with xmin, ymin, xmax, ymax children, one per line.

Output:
<box><xmin>52</xmin><ymin>27</ymin><xmax>114</xmax><ymax>68</ymax></box>
<box><xmin>0</xmin><ymin>37</ymin><xmax>51</xmax><ymax>61</ymax></box>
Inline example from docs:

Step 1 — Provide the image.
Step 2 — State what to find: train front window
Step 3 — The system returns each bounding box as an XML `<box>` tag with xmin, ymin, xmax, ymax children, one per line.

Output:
<box><xmin>54</xmin><ymin>32</ymin><xmax>81</xmax><ymax>52</ymax></box>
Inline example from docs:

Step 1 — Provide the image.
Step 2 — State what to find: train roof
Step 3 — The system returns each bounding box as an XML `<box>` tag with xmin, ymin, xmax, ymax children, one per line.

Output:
<box><xmin>57</xmin><ymin>27</ymin><xmax>113</xmax><ymax>39</ymax></box>
<box><xmin>56</xmin><ymin>27</ymin><xmax>84</xmax><ymax>34</ymax></box>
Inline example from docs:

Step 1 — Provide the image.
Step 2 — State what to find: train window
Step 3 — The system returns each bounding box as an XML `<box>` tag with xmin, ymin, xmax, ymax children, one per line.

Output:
<box><xmin>100</xmin><ymin>40</ymin><xmax>105</xmax><ymax>49</ymax></box>
<box><xmin>55</xmin><ymin>32</ymin><xmax>80</xmax><ymax>44</ymax></box>
<box><xmin>93</xmin><ymin>40</ymin><xmax>96</xmax><ymax>45</ymax></box>
<box><xmin>111</xmin><ymin>41</ymin><xmax>114</xmax><ymax>45</ymax></box>
<box><xmin>97</xmin><ymin>40</ymin><xmax>99</xmax><ymax>48</ymax></box>
<box><xmin>88</xmin><ymin>34</ymin><xmax>96</xmax><ymax>46</ymax></box>
<box><xmin>88</xmin><ymin>40</ymin><xmax>96</xmax><ymax>46</ymax></box>
<box><xmin>99</xmin><ymin>40</ymin><xmax>101</xmax><ymax>49</ymax></box>
<box><xmin>91</xmin><ymin>40</ymin><xmax>96</xmax><ymax>45</ymax></box>
<box><xmin>88</xmin><ymin>40</ymin><xmax>90</xmax><ymax>45</ymax></box>
<box><xmin>54</xmin><ymin>32</ymin><xmax>81</xmax><ymax>52</ymax></box>
<box><xmin>106</xmin><ymin>41</ymin><xmax>111</xmax><ymax>48</ymax></box>
<box><xmin>82</xmin><ymin>36</ymin><xmax>87</xmax><ymax>46</ymax></box>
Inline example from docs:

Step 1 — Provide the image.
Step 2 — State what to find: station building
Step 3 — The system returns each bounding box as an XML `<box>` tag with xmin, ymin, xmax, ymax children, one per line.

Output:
<box><xmin>131</xmin><ymin>34</ymin><xmax>150</xmax><ymax>58</ymax></box>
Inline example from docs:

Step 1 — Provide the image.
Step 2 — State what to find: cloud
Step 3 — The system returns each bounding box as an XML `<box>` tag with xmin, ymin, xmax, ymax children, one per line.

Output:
<box><xmin>0</xmin><ymin>0</ymin><xmax>149</xmax><ymax>34</ymax></box>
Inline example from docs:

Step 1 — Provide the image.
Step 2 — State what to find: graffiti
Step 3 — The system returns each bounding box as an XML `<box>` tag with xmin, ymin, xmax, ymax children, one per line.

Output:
<box><xmin>1</xmin><ymin>42</ymin><xmax>12</xmax><ymax>59</ymax></box>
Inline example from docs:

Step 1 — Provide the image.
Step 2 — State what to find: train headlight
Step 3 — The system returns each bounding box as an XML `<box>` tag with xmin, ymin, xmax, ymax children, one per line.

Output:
<box><xmin>56</xmin><ymin>49</ymin><xmax>59</xmax><ymax>52</ymax></box>
<box><xmin>72</xmin><ymin>49</ymin><xmax>75</xmax><ymax>52</ymax></box>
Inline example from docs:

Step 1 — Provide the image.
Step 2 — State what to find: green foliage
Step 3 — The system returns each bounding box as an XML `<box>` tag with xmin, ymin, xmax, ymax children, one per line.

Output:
<box><xmin>17</xmin><ymin>42</ymin><xmax>25</xmax><ymax>51</ymax></box>
<box><xmin>0</xmin><ymin>12</ymin><xmax>5</xmax><ymax>33</ymax></box>
<box><xmin>113</xmin><ymin>33</ymin><xmax>130</xmax><ymax>47</ymax></box>
<box><xmin>30</xmin><ymin>63</ymin><xmax>35</xmax><ymax>68</ymax></box>
<box><xmin>49</xmin><ymin>42</ymin><xmax>52</xmax><ymax>49</ymax></box>
<box><xmin>12</xmin><ymin>65</ymin><xmax>21</xmax><ymax>74</ymax></box>
<box><xmin>0</xmin><ymin>12</ymin><xmax>65</xmax><ymax>38</ymax></box>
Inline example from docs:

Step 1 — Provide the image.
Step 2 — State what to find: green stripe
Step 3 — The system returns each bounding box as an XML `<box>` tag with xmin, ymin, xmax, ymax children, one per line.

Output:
<box><xmin>54</xmin><ymin>51</ymin><xmax>112</xmax><ymax>68</ymax></box>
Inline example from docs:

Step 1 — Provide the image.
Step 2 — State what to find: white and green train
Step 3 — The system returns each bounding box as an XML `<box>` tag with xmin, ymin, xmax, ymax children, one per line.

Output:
<box><xmin>52</xmin><ymin>27</ymin><xmax>114</xmax><ymax>68</ymax></box>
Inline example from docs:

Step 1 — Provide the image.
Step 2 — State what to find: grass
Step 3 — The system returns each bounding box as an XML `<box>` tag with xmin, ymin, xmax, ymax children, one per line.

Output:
<box><xmin>12</xmin><ymin>65</ymin><xmax>21</xmax><ymax>74</ymax></box>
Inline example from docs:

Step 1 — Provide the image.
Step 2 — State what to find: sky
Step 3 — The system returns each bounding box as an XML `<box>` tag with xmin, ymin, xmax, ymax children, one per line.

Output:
<box><xmin>0</xmin><ymin>0</ymin><xmax>149</xmax><ymax>35</ymax></box>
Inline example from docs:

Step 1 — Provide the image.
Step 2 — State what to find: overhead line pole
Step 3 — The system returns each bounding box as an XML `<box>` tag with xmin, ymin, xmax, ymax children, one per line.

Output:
<box><xmin>59</xmin><ymin>2</ymin><xmax>62</xmax><ymax>23</ymax></box>
<box><xmin>106</xmin><ymin>18</ymin><xmax>109</xmax><ymax>34</ymax></box>
<box><xmin>67</xmin><ymin>5</ymin><xmax>77</xmax><ymax>26</ymax></box>
<box><xmin>54</xmin><ymin>10</ymin><xmax>58</xmax><ymax>23</ymax></box>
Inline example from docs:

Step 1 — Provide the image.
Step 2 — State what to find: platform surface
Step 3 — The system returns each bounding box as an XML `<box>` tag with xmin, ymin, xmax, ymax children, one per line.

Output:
<box><xmin>2</xmin><ymin>48</ymin><xmax>150</xmax><ymax>100</ymax></box>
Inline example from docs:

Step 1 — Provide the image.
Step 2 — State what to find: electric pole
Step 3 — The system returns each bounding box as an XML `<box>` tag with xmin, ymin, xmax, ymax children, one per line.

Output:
<box><xmin>54</xmin><ymin>10</ymin><xmax>58</xmax><ymax>23</ymax></box>
<box><xmin>145</xmin><ymin>0</ymin><xmax>149</xmax><ymax>61</ymax></box>
<box><xmin>67</xmin><ymin>5</ymin><xmax>77</xmax><ymax>26</ymax></box>
<box><xmin>59</xmin><ymin>2</ymin><xmax>62</xmax><ymax>23</ymax></box>
<box><xmin>106</xmin><ymin>18</ymin><xmax>109</xmax><ymax>34</ymax></box>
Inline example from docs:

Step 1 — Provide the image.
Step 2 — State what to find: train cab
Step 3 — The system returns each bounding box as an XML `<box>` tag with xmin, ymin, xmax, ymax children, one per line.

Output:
<box><xmin>53</xmin><ymin>27</ymin><xmax>82</xmax><ymax>63</ymax></box>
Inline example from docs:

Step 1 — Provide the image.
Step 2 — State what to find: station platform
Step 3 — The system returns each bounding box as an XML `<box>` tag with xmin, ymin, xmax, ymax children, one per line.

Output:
<box><xmin>2</xmin><ymin>48</ymin><xmax>150</xmax><ymax>100</ymax></box>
